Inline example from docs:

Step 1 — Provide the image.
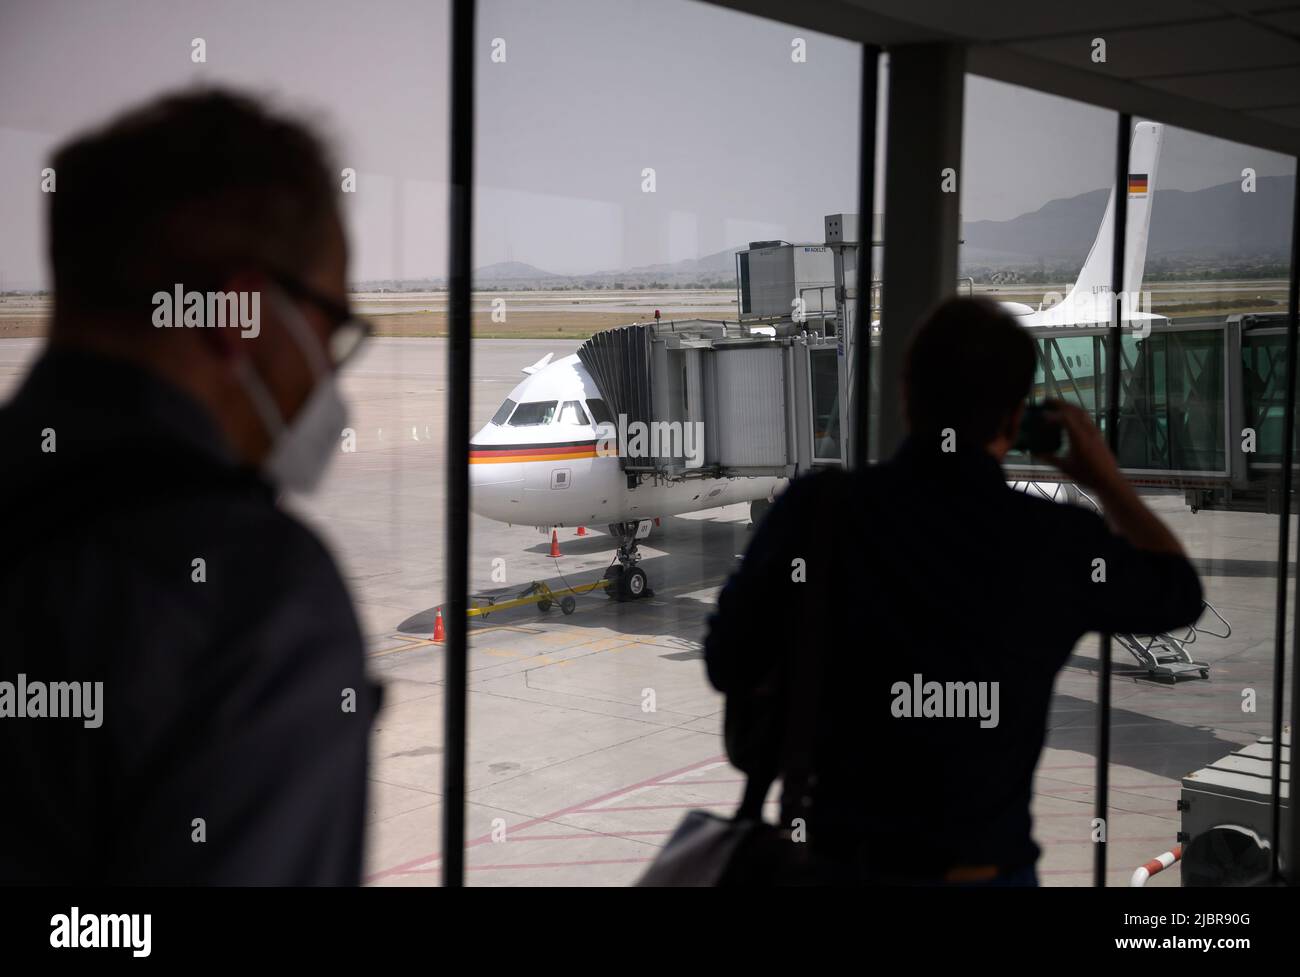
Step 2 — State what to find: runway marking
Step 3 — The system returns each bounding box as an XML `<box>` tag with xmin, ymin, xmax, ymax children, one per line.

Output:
<box><xmin>476</xmin><ymin>648</ymin><xmax>574</xmax><ymax>667</ymax></box>
<box><xmin>389</xmin><ymin>857</ymin><xmax>655</xmax><ymax>876</ymax></box>
<box><xmin>570</xmin><ymin>800</ymin><xmax>776</xmax><ymax>814</ymax></box>
<box><xmin>368</xmin><ymin>635</ymin><xmax>440</xmax><ymax>657</ymax></box>
<box><xmin>494</xmin><ymin>830</ymin><xmax>672</xmax><ymax>841</ymax></box>
<box><xmin>1039</xmin><ymin>836</ymin><xmax>1177</xmax><ymax>845</ymax></box>
<box><xmin>366</xmin><ymin>752</ymin><xmax>727</xmax><ymax>882</ymax></box>
<box><xmin>1035</xmin><ymin>782</ymin><xmax>1180</xmax><ymax>794</ymax></box>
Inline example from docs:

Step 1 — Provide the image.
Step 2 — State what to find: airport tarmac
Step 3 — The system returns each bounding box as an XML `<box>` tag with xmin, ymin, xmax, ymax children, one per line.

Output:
<box><xmin>0</xmin><ymin>335</ymin><xmax>1290</xmax><ymax>886</ymax></box>
<box><xmin>4</xmin><ymin>281</ymin><xmax>1288</xmax><ymax>341</ymax></box>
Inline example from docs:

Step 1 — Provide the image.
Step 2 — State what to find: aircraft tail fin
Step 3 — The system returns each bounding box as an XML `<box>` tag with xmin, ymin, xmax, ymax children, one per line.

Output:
<box><xmin>1060</xmin><ymin>121</ymin><xmax>1164</xmax><ymax>316</ymax></box>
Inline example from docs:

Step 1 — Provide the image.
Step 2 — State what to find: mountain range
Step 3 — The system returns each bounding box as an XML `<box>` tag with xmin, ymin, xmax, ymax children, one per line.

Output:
<box><xmin>961</xmin><ymin>175</ymin><xmax>1292</xmax><ymax>268</ymax></box>
<box><xmin>354</xmin><ymin>176</ymin><xmax>1293</xmax><ymax>290</ymax></box>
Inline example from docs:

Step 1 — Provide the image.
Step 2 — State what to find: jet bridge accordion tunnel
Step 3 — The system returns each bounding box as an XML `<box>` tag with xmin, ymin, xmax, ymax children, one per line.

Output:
<box><xmin>1003</xmin><ymin>313</ymin><xmax>1298</xmax><ymax>513</ymax></box>
<box><xmin>578</xmin><ymin>321</ymin><xmax>802</xmax><ymax>481</ymax></box>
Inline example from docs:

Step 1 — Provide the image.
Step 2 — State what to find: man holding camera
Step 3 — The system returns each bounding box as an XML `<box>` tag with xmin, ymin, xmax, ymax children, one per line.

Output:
<box><xmin>704</xmin><ymin>296</ymin><xmax>1203</xmax><ymax>885</ymax></box>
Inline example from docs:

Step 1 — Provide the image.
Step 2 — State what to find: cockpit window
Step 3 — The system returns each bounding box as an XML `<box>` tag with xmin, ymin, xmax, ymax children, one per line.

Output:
<box><xmin>490</xmin><ymin>398</ymin><xmax>517</xmax><ymax>426</ymax></box>
<box><xmin>558</xmin><ymin>400</ymin><xmax>589</xmax><ymax>425</ymax></box>
<box><xmin>508</xmin><ymin>401</ymin><xmax>558</xmax><ymax>426</ymax></box>
<box><xmin>586</xmin><ymin>398</ymin><xmax>614</xmax><ymax>425</ymax></box>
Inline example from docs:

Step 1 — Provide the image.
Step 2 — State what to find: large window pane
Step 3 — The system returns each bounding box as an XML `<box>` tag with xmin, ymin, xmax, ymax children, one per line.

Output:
<box><xmin>0</xmin><ymin>0</ymin><xmax>449</xmax><ymax>887</ymax></box>
<box><xmin>464</xmin><ymin>0</ymin><xmax>861</xmax><ymax>884</ymax></box>
<box><xmin>962</xmin><ymin>76</ymin><xmax>1119</xmax><ymax>885</ymax></box>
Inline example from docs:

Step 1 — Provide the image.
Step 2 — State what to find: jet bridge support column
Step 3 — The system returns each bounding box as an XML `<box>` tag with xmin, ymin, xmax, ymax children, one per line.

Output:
<box><xmin>879</xmin><ymin>43</ymin><xmax>965</xmax><ymax>456</ymax></box>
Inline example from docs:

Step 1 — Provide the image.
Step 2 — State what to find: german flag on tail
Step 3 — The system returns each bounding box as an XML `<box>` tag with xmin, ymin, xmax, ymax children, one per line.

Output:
<box><xmin>1127</xmin><ymin>173</ymin><xmax>1149</xmax><ymax>195</ymax></box>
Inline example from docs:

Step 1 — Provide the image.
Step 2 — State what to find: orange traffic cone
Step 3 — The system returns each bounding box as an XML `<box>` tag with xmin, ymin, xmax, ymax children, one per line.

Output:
<box><xmin>432</xmin><ymin>607</ymin><xmax>445</xmax><ymax>644</ymax></box>
<box><xmin>576</xmin><ymin>525</ymin><xmax>587</xmax><ymax>536</ymax></box>
<box><xmin>550</xmin><ymin>529</ymin><xmax>562</xmax><ymax>558</ymax></box>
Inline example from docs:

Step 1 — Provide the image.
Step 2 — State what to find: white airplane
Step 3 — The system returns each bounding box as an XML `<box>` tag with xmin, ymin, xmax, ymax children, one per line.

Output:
<box><xmin>470</xmin><ymin>122</ymin><xmax>1164</xmax><ymax>597</ymax></box>
<box><xmin>469</xmin><ymin>350</ymin><xmax>784</xmax><ymax>597</ymax></box>
<box><xmin>1000</xmin><ymin>121</ymin><xmax>1166</xmax><ymax>346</ymax></box>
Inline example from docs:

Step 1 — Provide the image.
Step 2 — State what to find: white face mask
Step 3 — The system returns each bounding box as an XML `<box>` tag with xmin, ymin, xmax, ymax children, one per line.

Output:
<box><xmin>235</xmin><ymin>285</ymin><xmax>349</xmax><ymax>494</ymax></box>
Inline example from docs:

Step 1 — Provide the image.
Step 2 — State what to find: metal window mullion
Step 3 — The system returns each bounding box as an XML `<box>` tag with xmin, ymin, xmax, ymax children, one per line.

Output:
<box><xmin>1284</xmin><ymin>162</ymin><xmax>1300</xmax><ymax>886</ymax></box>
<box><xmin>1268</xmin><ymin>174</ymin><xmax>1299</xmax><ymax>885</ymax></box>
<box><xmin>1095</xmin><ymin>112</ymin><xmax>1130</xmax><ymax>888</ymax></box>
<box><xmin>442</xmin><ymin>0</ymin><xmax>475</xmax><ymax>889</ymax></box>
<box><xmin>852</xmin><ymin>46</ymin><xmax>880</xmax><ymax>471</ymax></box>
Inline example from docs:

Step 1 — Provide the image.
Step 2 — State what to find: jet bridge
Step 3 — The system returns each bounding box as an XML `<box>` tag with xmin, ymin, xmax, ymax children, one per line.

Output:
<box><xmin>579</xmin><ymin>213</ymin><xmax>1293</xmax><ymax>517</ymax></box>
<box><xmin>572</xmin><ymin>215</ymin><xmax>1282</xmax><ymax>689</ymax></box>
<box><xmin>577</xmin><ymin>320</ymin><xmax>774</xmax><ymax>477</ymax></box>
<box><xmin>1003</xmin><ymin>312</ymin><xmax>1297</xmax><ymax>514</ymax></box>
<box><xmin>576</xmin><ymin>318</ymin><xmax>840</xmax><ymax>481</ymax></box>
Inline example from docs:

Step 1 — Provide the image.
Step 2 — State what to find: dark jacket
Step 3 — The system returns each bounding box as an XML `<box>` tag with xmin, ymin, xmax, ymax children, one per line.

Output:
<box><xmin>0</xmin><ymin>348</ymin><xmax>379</xmax><ymax>884</ymax></box>
<box><xmin>704</xmin><ymin>438</ymin><xmax>1203</xmax><ymax>875</ymax></box>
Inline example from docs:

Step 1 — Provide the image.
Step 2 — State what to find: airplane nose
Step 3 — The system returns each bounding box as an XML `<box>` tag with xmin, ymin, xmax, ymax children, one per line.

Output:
<box><xmin>469</xmin><ymin>437</ymin><xmax>523</xmax><ymax>521</ymax></box>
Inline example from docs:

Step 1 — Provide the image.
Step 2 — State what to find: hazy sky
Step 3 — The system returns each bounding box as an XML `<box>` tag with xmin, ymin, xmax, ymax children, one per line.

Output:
<box><xmin>0</xmin><ymin>0</ymin><xmax>1293</xmax><ymax>288</ymax></box>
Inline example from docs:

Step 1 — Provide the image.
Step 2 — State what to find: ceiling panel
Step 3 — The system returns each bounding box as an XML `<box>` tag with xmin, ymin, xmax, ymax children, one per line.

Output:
<box><xmin>705</xmin><ymin>0</ymin><xmax>1300</xmax><ymax>148</ymax></box>
<box><xmin>1009</xmin><ymin>19</ymin><xmax>1300</xmax><ymax>79</ymax></box>
<box><xmin>842</xmin><ymin>0</ymin><xmax>1225</xmax><ymax>42</ymax></box>
<box><xmin>1144</xmin><ymin>65</ymin><xmax>1300</xmax><ymax>108</ymax></box>
<box><xmin>1251</xmin><ymin>104</ymin><xmax>1300</xmax><ymax>126</ymax></box>
<box><xmin>1255</xmin><ymin>7</ymin><xmax>1300</xmax><ymax>37</ymax></box>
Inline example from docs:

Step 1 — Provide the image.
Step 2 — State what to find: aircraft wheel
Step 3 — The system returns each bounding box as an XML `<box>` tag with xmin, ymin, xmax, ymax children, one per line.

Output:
<box><xmin>603</xmin><ymin>565</ymin><xmax>623</xmax><ymax>598</ymax></box>
<box><xmin>537</xmin><ymin>598</ymin><xmax>552</xmax><ymax>612</ymax></box>
<box><xmin>750</xmin><ymin>497</ymin><xmax>773</xmax><ymax>528</ymax></box>
<box><xmin>560</xmin><ymin>596</ymin><xmax>577</xmax><ymax>615</ymax></box>
<box><xmin>621</xmin><ymin>566</ymin><xmax>648</xmax><ymax>600</ymax></box>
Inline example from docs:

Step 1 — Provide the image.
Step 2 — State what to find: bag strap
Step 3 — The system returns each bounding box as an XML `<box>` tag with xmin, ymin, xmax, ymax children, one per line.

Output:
<box><xmin>734</xmin><ymin>470</ymin><xmax>846</xmax><ymax>822</ymax></box>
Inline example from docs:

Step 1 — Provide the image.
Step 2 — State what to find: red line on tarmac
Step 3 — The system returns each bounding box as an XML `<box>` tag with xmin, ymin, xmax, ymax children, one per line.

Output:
<box><xmin>573</xmin><ymin>800</ymin><xmax>774</xmax><ymax>814</ymax></box>
<box><xmin>365</xmin><ymin>753</ymin><xmax>727</xmax><ymax>882</ymax></box>
<box><xmin>1036</xmin><ymin>869</ymin><xmax>1158</xmax><ymax>880</ymax></box>
<box><xmin>1038</xmin><ymin>835</ymin><xmax>1177</xmax><ymax>844</ymax></box>
<box><xmin>467</xmin><ymin>857</ymin><xmax>654</xmax><ymax>872</ymax></box>
<box><xmin>1037</xmin><ymin>869</ymin><xmax>1101</xmax><ymax>877</ymax></box>
<box><xmin>1036</xmin><ymin>783</ymin><xmax>1180</xmax><ymax>793</ymax></box>
<box><xmin>392</xmin><ymin>856</ymin><xmax>656</xmax><ymax>876</ymax></box>
<box><xmin>492</xmin><ymin>830</ymin><xmax>673</xmax><ymax>842</ymax></box>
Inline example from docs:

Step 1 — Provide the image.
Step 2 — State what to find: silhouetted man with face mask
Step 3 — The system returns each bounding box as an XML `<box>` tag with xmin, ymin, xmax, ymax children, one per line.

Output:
<box><xmin>0</xmin><ymin>89</ymin><xmax>379</xmax><ymax>884</ymax></box>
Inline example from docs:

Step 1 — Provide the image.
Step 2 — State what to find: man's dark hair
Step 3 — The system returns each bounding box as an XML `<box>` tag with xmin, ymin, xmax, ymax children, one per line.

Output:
<box><xmin>49</xmin><ymin>88</ymin><xmax>337</xmax><ymax>319</ymax></box>
<box><xmin>904</xmin><ymin>297</ymin><xmax>1037</xmax><ymax>446</ymax></box>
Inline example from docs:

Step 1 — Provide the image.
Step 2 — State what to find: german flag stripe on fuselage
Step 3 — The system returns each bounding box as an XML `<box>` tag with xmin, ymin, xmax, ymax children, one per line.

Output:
<box><xmin>1128</xmin><ymin>173</ymin><xmax>1148</xmax><ymax>194</ymax></box>
<box><xmin>469</xmin><ymin>439</ymin><xmax>600</xmax><ymax>464</ymax></box>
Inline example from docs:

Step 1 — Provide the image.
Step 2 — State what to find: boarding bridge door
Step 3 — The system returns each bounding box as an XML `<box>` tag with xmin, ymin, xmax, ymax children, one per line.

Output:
<box><xmin>807</xmin><ymin>338</ymin><xmax>846</xmax><ymax>467</ymax></box>
<box><xmin>704</xmin><ymin>342</ymin><xmax>796</xmax><ymax>477</ymax></box>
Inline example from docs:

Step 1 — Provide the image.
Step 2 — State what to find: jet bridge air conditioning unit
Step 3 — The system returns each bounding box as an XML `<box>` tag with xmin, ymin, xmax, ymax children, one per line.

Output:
<box><xmin>736</xmin><ymin>243</ymin><xmax>836</xmax><ymax>325</ymax></box>
<box><xmin>578</xmin><ymin>322</ymin><xmax>793</xmax><ymax>478</ymax></box>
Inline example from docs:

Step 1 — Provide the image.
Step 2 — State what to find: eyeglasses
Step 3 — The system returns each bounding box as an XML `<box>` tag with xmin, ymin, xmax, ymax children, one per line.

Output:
<box><xmin>271</xmin><ymin>273</ymin><xmax>373</xmax><ymax>368</ymax></box>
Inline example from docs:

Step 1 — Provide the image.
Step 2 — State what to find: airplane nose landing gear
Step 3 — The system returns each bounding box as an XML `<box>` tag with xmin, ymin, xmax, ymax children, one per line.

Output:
<box><xmin>604</xmin><ymin>519</ymin><xmax>655</xmax><ymax>600</ymax></box>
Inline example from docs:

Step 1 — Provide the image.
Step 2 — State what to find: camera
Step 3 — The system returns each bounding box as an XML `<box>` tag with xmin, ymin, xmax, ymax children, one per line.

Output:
<box><xmin>1013</xmin><ymin>403</ymin><xmax>1063</xmax><ymax>456</ymax></box>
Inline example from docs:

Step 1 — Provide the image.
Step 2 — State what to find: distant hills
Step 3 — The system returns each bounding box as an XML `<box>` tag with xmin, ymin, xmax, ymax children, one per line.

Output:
<box><xmin>961</xmin><ymin>175</ymin><xmax>1293</xmax><ymax>278</ymax></box>
<box><xmin>474</xmin><ymin>260</ymin><xmax>558</xmax><ymax>280</ymax></box>
<box><xmin>352</xmin><ymin>176</ymin><xmax>1293</xmax><ymax>291</ymax></box>
<box><xmin>355</xmin><ymin>246</ymin><xmax>743</xmax><ymax>292</ymax></box>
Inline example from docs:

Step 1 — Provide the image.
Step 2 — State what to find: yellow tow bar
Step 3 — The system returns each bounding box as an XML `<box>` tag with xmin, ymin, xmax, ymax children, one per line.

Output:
<box><xmin>466</xmin><ymin>576</ymin><xmax>610</xmax><ymax>619</ymax></box>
